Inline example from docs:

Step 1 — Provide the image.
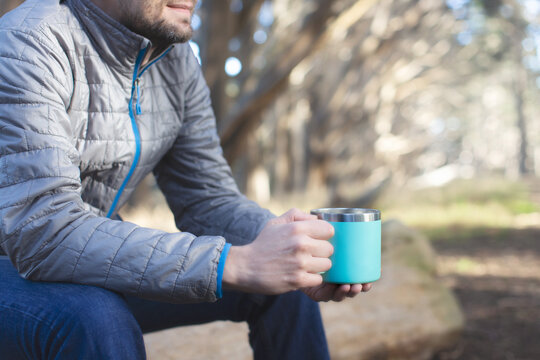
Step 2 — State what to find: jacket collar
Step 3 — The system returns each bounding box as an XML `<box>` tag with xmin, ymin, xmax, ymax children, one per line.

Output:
<box><xmin>67</xmin><ymin>0</ymin><xmax>152</xmax><ymax>76</ymax></box>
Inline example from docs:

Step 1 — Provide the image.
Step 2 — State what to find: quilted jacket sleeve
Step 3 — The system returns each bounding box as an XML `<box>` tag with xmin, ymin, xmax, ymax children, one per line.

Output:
<box><xmin>153</xmin><ymin>50</ymin><xmax>275</xmax><ymax>246</ymax></box>
<box><xmin>0</xmin><ymin>29</ymin><xmax>224</xmax><ymax>303</ymax></box>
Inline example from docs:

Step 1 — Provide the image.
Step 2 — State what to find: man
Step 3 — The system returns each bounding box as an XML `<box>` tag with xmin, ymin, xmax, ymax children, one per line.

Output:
<box><xmin>0</xmin><ymin>0</ymin><xmax>371</xmax><ymax>358</ymax></box>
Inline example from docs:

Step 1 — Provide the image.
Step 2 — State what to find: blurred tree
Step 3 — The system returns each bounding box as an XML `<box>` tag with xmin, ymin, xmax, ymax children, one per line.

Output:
<box><xmin>0</xmin><ymin>0</ymin><xmax>23</xmax><ymax>16</ymax></box>
<box><xmin>459</xmin><ymin>0</ymin><xmax>535</xmax><ymax>176</ymax></box>
<box><xmin>0</xmin><ymin>0</ymin><xmax>21</xmax><ymax>14</ymax></box>
<box><xmin>2</xmin><ymin>0</ymin><xmax>539</xmax><ymax>208</ymax></box>
<box><xmin>193</xmin><ymin>0</ymin><xmax>540</xmax><ymax>206</ymax></box>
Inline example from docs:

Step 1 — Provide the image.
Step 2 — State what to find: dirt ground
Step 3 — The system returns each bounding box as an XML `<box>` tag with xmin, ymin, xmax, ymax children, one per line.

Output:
<box><xmin>431</xmin><ymin>226</ymin><xmax>540</xmax><ymax>360</ymax></box>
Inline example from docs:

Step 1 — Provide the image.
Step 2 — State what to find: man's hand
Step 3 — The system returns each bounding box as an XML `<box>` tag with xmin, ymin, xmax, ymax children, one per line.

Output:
<box><xmin>222</xmin><ymin>208</ymin><xmax>374</xmax><ymax>301</ymax></box>
<box><xmin>222</xmin><ymin>208</ymin><xmax>334</xmax><ymax>294</ymax></box>
<box><xmin>302</xmin><ymin>283</ymin><xmax>372</xmax><ymax>302</ymax></box>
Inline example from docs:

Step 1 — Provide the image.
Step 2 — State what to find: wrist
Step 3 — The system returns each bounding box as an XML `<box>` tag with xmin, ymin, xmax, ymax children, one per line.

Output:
<box><xmin>222</xmin><ymin>245</ymin><xmax>250</xmax><ymax>292</ymax></box>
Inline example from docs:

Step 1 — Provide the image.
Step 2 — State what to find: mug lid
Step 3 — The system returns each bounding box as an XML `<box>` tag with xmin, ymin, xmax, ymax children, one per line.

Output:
<box><xmin>310</xmin><ymin>208</ymin><xmax>381</xmax><ymax>222</ymax></box>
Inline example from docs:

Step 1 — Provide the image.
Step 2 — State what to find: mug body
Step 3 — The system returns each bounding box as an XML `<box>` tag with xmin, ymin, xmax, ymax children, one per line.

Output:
<box><xmin>311</xmin><ymin>208</ymin><xmax>381</xmax><ymax>284</ymax></box>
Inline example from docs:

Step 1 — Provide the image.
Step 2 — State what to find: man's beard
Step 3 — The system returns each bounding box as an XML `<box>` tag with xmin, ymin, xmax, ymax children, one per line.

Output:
<box><xmin>138</xmin><ymin>20</ymin><xmax>193</xmax><ymax>47</ymax></box>
<box><xmin>121</xmin><ymin>12</ymin><xmax>193</xmax><ymax>48</ymax></box>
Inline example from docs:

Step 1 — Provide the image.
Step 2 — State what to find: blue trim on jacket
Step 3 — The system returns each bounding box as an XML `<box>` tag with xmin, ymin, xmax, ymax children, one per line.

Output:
<box><xmin>216</xmin><ymin>243</ymin><xmax>231</xmax><ymax>298</ymax></box>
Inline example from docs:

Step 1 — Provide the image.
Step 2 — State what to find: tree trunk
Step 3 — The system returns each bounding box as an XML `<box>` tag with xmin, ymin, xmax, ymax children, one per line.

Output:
<box><xmin>514</xmin><ymin>66</ymin><xmax>530</xmax><ymax>176</ymax></box>
<box><xmin>0</xmin><ymin>0</ymin><xmax>23</xmax><ymax>16</ymax></box>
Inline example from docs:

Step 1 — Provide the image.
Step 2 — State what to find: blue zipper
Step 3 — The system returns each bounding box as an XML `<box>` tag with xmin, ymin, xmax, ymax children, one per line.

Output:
<box><xmin>106</xmin><ymin>45</ymin><xmax>174</xmax><ymax>218</ymax></box>
<box><xmin>134</xmin><ymin>47</ymin><xmax>173</xmax><ymax>115</ymax></box>
<box><xmin>106</xmin><ymin>47</ymin><xmax>147</xmax><ymax>218</ymax></box>
<box><xmin>138</xmin><ymin>47</ymin><xmax>173</xmax><ymax>78</ymax></box>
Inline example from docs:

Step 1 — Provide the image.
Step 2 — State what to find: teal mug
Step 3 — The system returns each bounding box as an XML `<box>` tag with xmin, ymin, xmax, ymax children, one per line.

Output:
<box><xmin>311</xmin><ymin>208</ymin><xmax>381</xmax><ymax>284</ymax></box>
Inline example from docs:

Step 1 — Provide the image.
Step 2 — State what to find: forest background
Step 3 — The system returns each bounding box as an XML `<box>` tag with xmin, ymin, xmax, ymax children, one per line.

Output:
<box><xmin>1</xmin><ymin>0</ymin><xmax>539</xmax><ymax>358</ymax></box>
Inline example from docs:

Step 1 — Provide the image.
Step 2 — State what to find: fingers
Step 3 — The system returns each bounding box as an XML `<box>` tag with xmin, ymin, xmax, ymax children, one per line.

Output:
<box><xmin>302</xmin><ymin>282</ymin><xmax>375</xmax><ymax>302</ymax></box>
<box><xmin>291</xmin><ymin>208</ymin><xmax>317</xmax><ymax>222</ymax></box>
<box><xmin>287</xmin><ymin>227</ymin><xmax>333</xmax><ymax>259</ymax></box>
<box><xmin>271</xmin><ymin>209</ymin><xmax>334</xmax><ymax>240</ymax></box>
<box><xmin>292</xmin><ymin>220</ymin><xmax>334</xmax><ymax>240</ymax></box>
<box><xmin>302</xmin><ymin>283</ymin><xmax>336</xmax><ymax>302</ymax></box>
<box><xmin>322</xmin><ymin>283</ymin><xmax>373</xmax><ymax>301</ymax></box>
<box><xmin>301</xmin><ymin>273</ymin><xmax>324</xmax><ymax>288</ymax></box>
<box><xmin>307</xmin><ymin>239</ymin><xmax>334</xmax><ymax>258</ymax></box>
<box><xmin>332</xmin><ymin>285</ymin><xmax>350</xmax><ymax>302</ymax></box>
<box><xmin>306</xmin><ymin>256</ymin><xmax>332</xmax><ymax>274</ymax></box>
<box><xmin>311</xmin><ymin>284</ymin><xmax>349</xmax><ymax>302</ymax></box>
<box><xmin>341</xmin><ymin>283</ymin><xmax>371</xmax><ymax>298</ymax></box>
<box><xmin>347</xmin><ymin>284</ymin><xmax>364</xmax><ymax>297</ymax></box>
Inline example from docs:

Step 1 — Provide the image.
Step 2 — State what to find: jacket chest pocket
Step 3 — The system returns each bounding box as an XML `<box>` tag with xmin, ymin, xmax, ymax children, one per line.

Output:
<box><xmin>80</xmin><ymin>159</ymin><xmax>127</xmax><ymax>186</ymax></box>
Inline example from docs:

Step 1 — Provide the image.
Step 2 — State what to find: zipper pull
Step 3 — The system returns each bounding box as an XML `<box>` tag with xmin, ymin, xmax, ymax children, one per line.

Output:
<box><xmin>135</xmin><ymin>78</ymin><xmax>142</xmax><ymax>115</ymax></box>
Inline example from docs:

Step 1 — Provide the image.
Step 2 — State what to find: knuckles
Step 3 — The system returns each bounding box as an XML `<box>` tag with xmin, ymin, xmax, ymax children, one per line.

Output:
<box><xmin>287</xmin><ymin>222</ymin><xmax>304</xmax><ymax>236</ymax></box>
<box><xmin>283</xmin><ymin>207</ymin><xmax>303</xmax><ymax>221</ymax></box>
<box><xmin>287</xmin><ymin>250</ymin><xmax>309</xmax><ymax>270</ymax></box>
<box><xmin>285</xmin><ymin>272</ymin><xmax>305</xmax><ymax>288</ymax></box>
<box><xmin>288</xmin><ymin>207</ymin><xmax>303</xmax><ymax>216</ymax></box>
<box><xmin>291</xmin><ymin>237</ymin><xmax>310</xmax><ymax>255</ymax></box>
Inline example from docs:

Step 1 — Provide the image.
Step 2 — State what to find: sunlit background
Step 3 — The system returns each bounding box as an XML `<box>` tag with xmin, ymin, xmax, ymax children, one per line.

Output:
<box><xmin>188</xmin><ymin>0</ymin><xmax>540</xmax><ymax>210</ymax></box>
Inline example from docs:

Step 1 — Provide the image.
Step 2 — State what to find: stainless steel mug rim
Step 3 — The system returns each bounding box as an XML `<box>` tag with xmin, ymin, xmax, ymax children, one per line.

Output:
<box><xmin>310</xmin><ymin>208</ymin><xmax>381</xmax><ymax>222</ymax></box>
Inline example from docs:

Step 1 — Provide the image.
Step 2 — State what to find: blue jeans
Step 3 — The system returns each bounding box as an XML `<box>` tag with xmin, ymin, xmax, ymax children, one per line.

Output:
<box><xmin>0</xmin><ymin>257</ymin><xmax>330</xmax><ymax>359</ymax></box>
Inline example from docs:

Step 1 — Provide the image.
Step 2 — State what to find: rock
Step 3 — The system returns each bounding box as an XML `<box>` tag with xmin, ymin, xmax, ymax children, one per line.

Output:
<box><xmin>144</xmin><ymin>219</ymin><xmax>464</xmax><ymax>359</ymax></box>
<box><xmin>321</xmin><ymin>219</ymin><xmax>464</xmax><ymax>359</ymax></box>
<box><xmin>144</xmin><ymin>321</ymin><xmax>251</xmax><ymax>360</ymax></box>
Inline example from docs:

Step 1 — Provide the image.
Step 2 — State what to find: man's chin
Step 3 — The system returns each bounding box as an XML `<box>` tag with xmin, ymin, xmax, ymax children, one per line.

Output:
<box><xmin>166</xmin><ymin>20</ymin><xmax>193</xmax><ymax>41</ymax></box>
<box><xmin>150</xmin><ymin>24</ymin><xmax>193</xmax><ymax>46</ymax></box>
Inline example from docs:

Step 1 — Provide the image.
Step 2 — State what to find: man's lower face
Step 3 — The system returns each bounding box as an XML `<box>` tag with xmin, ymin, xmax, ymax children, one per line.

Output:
<box><xmin>121</xmin><ymin>0</ymin><xmax>196</xmax><ymax>45</ymax></box>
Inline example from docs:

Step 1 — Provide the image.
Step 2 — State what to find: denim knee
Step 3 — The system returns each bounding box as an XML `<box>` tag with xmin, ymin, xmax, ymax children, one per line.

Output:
<box><xmin>246</xmin><ymin>290</ymin><xmax>329</xmax><ymax>360</ymax></box>
<box><xmin>45</xmin><ymin>286</ymin><xmax>145</xmax><ymax>359</ymax></box>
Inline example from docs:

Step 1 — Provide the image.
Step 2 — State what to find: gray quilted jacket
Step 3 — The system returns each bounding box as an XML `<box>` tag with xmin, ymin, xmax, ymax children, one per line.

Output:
<box><xmin>0</xmin><ymin>0</ymin><xmax>273</xmax><ymax>303</ymax></box>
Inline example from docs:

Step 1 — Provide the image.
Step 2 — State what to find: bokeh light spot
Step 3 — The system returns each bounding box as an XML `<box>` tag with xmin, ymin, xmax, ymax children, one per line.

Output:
<box><xmin>253</xmin><ymin>30</ymin><xmax>268</xmax><ymax>44</ymax></box>
<box><xmin>225</xmin><ymin>57</ymin><xmax>242</xmax><ymax>77</ymax></box>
